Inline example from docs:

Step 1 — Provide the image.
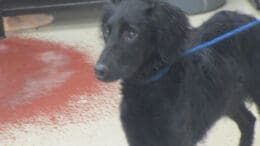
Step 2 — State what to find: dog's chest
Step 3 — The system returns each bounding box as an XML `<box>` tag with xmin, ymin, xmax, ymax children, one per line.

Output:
<box><xmin>122</xmin><ymin>81</ymin><xmax>179</xmax><ymax>98</ymax></box>
<box><xmin>120</xmin><ymin>81</ymin><xmax>182</xmax><ymax>114</ymax></box>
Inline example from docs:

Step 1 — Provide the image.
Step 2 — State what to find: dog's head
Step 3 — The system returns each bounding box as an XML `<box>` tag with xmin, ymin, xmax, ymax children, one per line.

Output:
<box><xmin>95</xmin><ymin>0</ymin><xmax>190</xmax><ymax>82</ymax></box>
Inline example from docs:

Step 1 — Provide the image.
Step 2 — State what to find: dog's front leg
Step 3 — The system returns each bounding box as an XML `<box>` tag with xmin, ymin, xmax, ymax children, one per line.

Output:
<box><xmin>120</xmin><ymin>99</ymin><xmax>193</xmax><ymax>146</ymax></box>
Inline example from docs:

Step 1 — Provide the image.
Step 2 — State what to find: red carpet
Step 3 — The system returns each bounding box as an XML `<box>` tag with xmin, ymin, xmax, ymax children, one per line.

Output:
<box><xmin>0</xmin><ymin>37</ymin><xmax>117</xmax><ymax>126</ymax></box>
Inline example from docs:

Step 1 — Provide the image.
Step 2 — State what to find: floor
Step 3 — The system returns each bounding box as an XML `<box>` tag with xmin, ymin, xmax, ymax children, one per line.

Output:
<box><xmin>0</xmin><ymin>0</ymin><xmax>259</xmax><ymax>146</ymax></box>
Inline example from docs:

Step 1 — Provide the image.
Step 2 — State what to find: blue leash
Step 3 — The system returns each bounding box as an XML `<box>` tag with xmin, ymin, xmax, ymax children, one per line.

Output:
<box><xmin>183</xmin><ymin>19</ymin><xmax>260</xmax><ymax>56</ymax></box>
<box><xmin>148</xmin><ymin>19</ymin><xmax>260</xmax><ymax>82</ymax></box>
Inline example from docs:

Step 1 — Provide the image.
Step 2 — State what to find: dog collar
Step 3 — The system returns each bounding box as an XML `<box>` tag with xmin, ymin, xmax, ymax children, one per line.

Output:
<box><xmin>145</xmin><ymin>66</ymin><xmax>170</xmax><ymax>83</ymax></box>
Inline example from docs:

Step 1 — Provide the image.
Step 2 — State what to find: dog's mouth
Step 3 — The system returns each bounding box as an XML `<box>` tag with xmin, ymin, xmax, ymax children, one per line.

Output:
<box><xmin>95</xmin><ymin>72</ymin><xmax>119</xmax><ymax>82</ymax></box>
<box><xmin>95</xmin><ymin>63</ymin><xmax>136</xmax><ymax>82</ymax></box>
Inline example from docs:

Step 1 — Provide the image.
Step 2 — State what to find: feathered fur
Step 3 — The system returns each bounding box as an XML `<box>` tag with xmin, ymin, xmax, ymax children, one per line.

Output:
<box><xmin>95</xmin><ymin>0</ymin><xmax>260</xmax><ymax>146</ymax></box>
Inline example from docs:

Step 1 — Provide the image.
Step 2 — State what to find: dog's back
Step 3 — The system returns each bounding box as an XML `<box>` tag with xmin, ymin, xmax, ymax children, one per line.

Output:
<box><xmin>185</xmin><ymin>11</ymin><xmax>260</xmax><ymax>106</ymax></box>
<box><xmin>180</xmin><ymin>11</ymin><xmax>260</xmax><ymax>146</ymax></box>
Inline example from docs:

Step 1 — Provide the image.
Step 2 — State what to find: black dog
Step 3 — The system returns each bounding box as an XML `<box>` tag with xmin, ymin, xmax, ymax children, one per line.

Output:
<box><xmin>95</xmin><ymin>0</ymin><xmax>260</xmax><ymax>146</ymax></box>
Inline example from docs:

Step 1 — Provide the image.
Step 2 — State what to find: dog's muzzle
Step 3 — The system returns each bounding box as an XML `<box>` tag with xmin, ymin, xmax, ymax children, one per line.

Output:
<box><xmin>95</xmin><ymin>63</ymin><xmax>110</xmax><ymax>80</ymax></box>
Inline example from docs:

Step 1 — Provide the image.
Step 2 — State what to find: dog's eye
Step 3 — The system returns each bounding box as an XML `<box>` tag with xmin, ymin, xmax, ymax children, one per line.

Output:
<box><xmin>122</xmin><ymin>29</ymin><xmax>138</xmax><ymax>42</ymax></box>
<box><xmin>103</xmin><ymin>25</ymin><xmax>110</xmax><ymax>40</ymax></box>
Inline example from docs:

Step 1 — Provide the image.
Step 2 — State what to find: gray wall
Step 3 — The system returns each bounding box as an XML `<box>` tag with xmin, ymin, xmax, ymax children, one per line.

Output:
<box><xmin>168</xmin><ymin>0</ymin><xmax>226</xmax><ymax>14</ymax></box>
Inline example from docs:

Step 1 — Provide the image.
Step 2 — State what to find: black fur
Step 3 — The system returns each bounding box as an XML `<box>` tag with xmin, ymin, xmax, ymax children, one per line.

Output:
<box><xmin>95</xmin><ymin>0</ymin><xmax>260</xmax><ymax>146</ymax></box>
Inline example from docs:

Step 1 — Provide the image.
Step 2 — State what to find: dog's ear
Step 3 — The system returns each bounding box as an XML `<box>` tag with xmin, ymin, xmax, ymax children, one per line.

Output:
<box><xmin>146</xmin><ymin>1</ymin><xmax>190</xmax><ymax>64</ymax></box>
<box><xmin>102</xmin><ymin>0</ymin><xmax>116</xmax><ymax>25</ymax></box>
<box><xmin>102</xmin><ymin>0</ymin><xmax>121</xmax><ymax>22</ymax></box>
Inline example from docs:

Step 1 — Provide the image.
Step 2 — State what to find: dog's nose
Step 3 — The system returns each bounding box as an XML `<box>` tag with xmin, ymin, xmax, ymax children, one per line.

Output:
<box><xmin>95</xmin><ymin>64</ymin><xmax>109</xmax><ymax>79</ymax></box>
